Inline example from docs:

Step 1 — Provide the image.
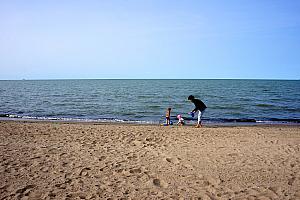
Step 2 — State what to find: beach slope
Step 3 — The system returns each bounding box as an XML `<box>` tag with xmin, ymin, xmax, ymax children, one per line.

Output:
<box><xmin>0</xmin><ymin>121</ymin><xmax>299</xmax><ymax>199</ymax></box>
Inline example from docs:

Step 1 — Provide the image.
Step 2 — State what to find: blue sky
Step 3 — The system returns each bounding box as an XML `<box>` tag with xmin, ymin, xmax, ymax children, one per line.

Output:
<box><xmin>0</xmin><ymin>0</ymin><xmax>299</xmax><ymax>79</ymax></box>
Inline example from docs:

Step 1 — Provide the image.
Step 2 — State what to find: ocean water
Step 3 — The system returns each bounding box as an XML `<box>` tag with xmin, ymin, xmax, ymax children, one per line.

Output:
<box><xmin>0</xmin><ymin>79</ymin><xmax>299</xmax><ymax>124</ymax></box>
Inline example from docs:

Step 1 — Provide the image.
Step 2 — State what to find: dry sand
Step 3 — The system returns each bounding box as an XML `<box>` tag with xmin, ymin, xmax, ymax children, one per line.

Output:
<box><xmin>0</xmin><ymin>121</ymin><xmax>299</xmax><ymax>200</ymax></box>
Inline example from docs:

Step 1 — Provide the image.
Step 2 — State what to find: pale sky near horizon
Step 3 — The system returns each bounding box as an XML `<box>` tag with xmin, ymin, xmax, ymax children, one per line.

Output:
<box><xmin>0</xmin><ymin>0</ymin><xmax>299</xmax><ymax>80</ymax></box>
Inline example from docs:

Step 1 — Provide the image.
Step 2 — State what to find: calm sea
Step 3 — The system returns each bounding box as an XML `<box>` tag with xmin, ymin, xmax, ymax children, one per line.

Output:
<box><xmin>0</xmin><ymin>79</ymin><xmax>299</xmax><ymax>124</ymax></box>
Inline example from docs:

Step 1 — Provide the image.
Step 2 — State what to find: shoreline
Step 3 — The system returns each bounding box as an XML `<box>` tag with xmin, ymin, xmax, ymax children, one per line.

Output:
<box><xmin>1</xmin><ymin>118</ymin><xmax>300</xmax><ymax>128</ymax></box>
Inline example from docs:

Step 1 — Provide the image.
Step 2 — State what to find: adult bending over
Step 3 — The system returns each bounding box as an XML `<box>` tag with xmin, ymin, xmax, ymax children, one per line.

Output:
<box><xmin>188</xmin><ymin>95</ymin><xmax>207</xmax><ymax>128</ymax></box>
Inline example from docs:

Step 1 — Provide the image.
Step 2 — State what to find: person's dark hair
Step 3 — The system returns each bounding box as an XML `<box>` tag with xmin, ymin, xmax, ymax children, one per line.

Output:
<box><xmin>168</xmin><ymin>107</ymin><xmax>172</xmax><ymax>110</ymax></box>
<box><xmin>188</xmin><ymin>95</ymin><xmax>195</xmax><ymax>100</ymax></box>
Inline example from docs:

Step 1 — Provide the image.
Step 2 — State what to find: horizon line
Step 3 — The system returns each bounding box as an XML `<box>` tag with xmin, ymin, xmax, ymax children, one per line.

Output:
<box><xmin>0</xmin><ymin>78</ymin><xmax>299</xmax><ymax>81</ymax></box>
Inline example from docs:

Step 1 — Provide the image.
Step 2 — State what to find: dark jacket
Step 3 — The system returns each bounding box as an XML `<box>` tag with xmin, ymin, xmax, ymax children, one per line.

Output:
<box><xmin>192</xmin><ymin>99</ymin><xmax>207</xmax><ymax>112</ymax></box>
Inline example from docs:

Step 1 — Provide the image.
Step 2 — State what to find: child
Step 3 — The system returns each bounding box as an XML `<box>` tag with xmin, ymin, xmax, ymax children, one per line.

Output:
<box><xmin>188</xmin><ymin>95</ymin><xmax>207</xmax><ymax>128</ymax></box>
<box><xmin>177</xmin><ymin>114</ymin><xmax>185</xmax><ymax>126</ymax></box>
<box><xmin>165</xmin><ymin>107</ymin><xmax>172</xmax><ymax>125</ymax></box>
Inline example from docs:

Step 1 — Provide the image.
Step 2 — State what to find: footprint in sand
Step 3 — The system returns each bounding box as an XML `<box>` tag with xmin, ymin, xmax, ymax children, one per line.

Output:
<box><xmin>129</xmin><ymin>168</ymin><xmax>142</xmax><ymax>174</ymax></box>
<box><xmin>14</xmin><ymin>184</ymin><xmax>36</xmax><ymax>199</ymax></box>
<box><xmin>99</xmin><ymin>155</ymin><xmax>106</xmax><ymax>161</ymax></box>
<box><xmin>294</xmin><ymin>191</ymin><xmax>300</xmax><ymax>199</ymax></box>
<box><xmin>165</xmin><ymin>157</ymin><xmax>180</xmax><ymax>164</ymax></box>
<box><xmin>153</xmin><ymin>178</ymin><xmax>168</xmax><ymax>188</ymax></box>
<box><xmin>257</xmin><ymin>188</ymin><xmax>279</xmax><ymax>199</ymax></box>
<box><xmin>206</xmin><ymin>176</ymin><xmax>221</xmax><ymax>187</ymax></box>
<box><xmin>79</xmin><ymin>167</ymin><xmax>91</xmax><ymax>176</ymax></box>
<box><xmin>234</xmin><ymin>186</ymin><xmax>280</xmax><ymax>200</ymax></box>
<box><xmin>41</xmin><ymin>166</ymin><xmax>49</xmax><ymax>172</ymax></box>
<box><xmin>183</xmin><ymin>163</ymin><xmax>194</xmax><ymax>170</ymax></box>
<box><xmin>288</xmin><ymin>176</ymin><xmax>296</xmax><ymax>185</ymax></box>
<box><xmin>132</xmin><ymin>140</ymin><xmax>142</xmax><ymax>147</ymax></box>
<box><xmin>55</xmin><ymin>182</ymin><xmax>67</xmax><ymax>189</ymax></box>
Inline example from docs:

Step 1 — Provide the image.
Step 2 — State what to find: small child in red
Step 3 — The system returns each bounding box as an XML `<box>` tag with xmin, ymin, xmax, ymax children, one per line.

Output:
<box><xmin>165</xmin><ymin>108</ymin><xmax>172</xmax><ymax>125</ymax></box>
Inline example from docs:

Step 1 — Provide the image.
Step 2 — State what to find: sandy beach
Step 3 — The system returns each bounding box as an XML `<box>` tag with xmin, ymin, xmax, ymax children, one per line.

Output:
<box><xmin>0</xmin><ymin>121</ymin><xmax>299</xmax><ymax>200</ymax></box>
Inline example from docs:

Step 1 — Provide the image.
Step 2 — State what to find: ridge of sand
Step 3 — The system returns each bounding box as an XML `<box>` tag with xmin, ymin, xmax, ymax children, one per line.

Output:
<box><xmin>0</xmin><ymin>121</ymin><xmax>299</xmax><ymax>199</ymax></box>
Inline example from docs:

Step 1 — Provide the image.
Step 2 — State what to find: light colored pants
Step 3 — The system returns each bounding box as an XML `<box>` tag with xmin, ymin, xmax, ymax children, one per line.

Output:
<box><xmin>198</xmin><ymin>110</ymin><xmax>205</xmax><ymax>124</ymax></box>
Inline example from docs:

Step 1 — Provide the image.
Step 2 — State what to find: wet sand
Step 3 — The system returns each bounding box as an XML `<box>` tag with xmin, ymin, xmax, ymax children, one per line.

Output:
<box><xmin>0</xmin><ymin>121</ymin><xmax>299</xmax><ymax>199</ymax></box>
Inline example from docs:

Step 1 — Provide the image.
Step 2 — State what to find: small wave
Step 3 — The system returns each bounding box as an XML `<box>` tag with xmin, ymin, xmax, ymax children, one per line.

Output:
<box><xmin>0</xmin><ymin>114</ymin><xmax>158</xmax><ymax>124</ymax></box>
<box><xmin>267</xmin><ymin>118</ymin><xmax>300</xmax><ymax>123</ymax></box>
<box><xmin>286</xmin><ymin>108</ymin><xmax>300</xmax><ymax>112</ymax></box>
<box><xmin>255</xmin><ymin>103</ymin><xmax>275</xmax><ymax>108</ymax></box>
<box><xmin>147</xmin><ymin>105</ymin><xmax>161</xmax><ymax>109</ymax></box>
<box><xmin>212</xmin><ymin>105</ymin><xmax>243</xmax><ymax>110</ymax></box>
<box><xmin>51</xmin><ymin>103</ymin><xmax>71</xmax><ymax>106</ymax></box>
<box><xmin>239</xmin><ymin>98</ymin><xmax>252</xmax><ymax>102</ymax></box>
<box><xmin>212</xmin><ymin>118</ymin><xmax>257</xmax><ymax>123</ymax></box>
<box><xmin>1</xmin><ymin>113</ymin><xmax>299</xmax><ymax>124</ymax></box>
<box><xmin>270</xmin><ymin>98</ymin><xmax>281</xmax><ymax>101</ymax></box>
<box><xmin>137</xmin><ymin>95</ymin><xmax>149</xmax><ymax>99</ymax></box>
<box><xmin>122</xmin><ymin>113</ymin><xmax>136</xmax><ymax>116</ymax></box>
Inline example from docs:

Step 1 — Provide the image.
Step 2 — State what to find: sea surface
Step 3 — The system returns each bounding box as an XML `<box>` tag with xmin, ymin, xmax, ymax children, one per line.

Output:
<box><xmin>0</xmin><ymin>79</ymin><xmax>299</xmax><ymax>124</ymax></box>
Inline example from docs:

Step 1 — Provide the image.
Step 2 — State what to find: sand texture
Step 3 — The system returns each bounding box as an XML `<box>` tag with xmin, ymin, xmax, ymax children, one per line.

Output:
<box><xmin>0</xmin><ymin>121</ymin><xmax>300</xmax><ymax>200</ymax></box>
